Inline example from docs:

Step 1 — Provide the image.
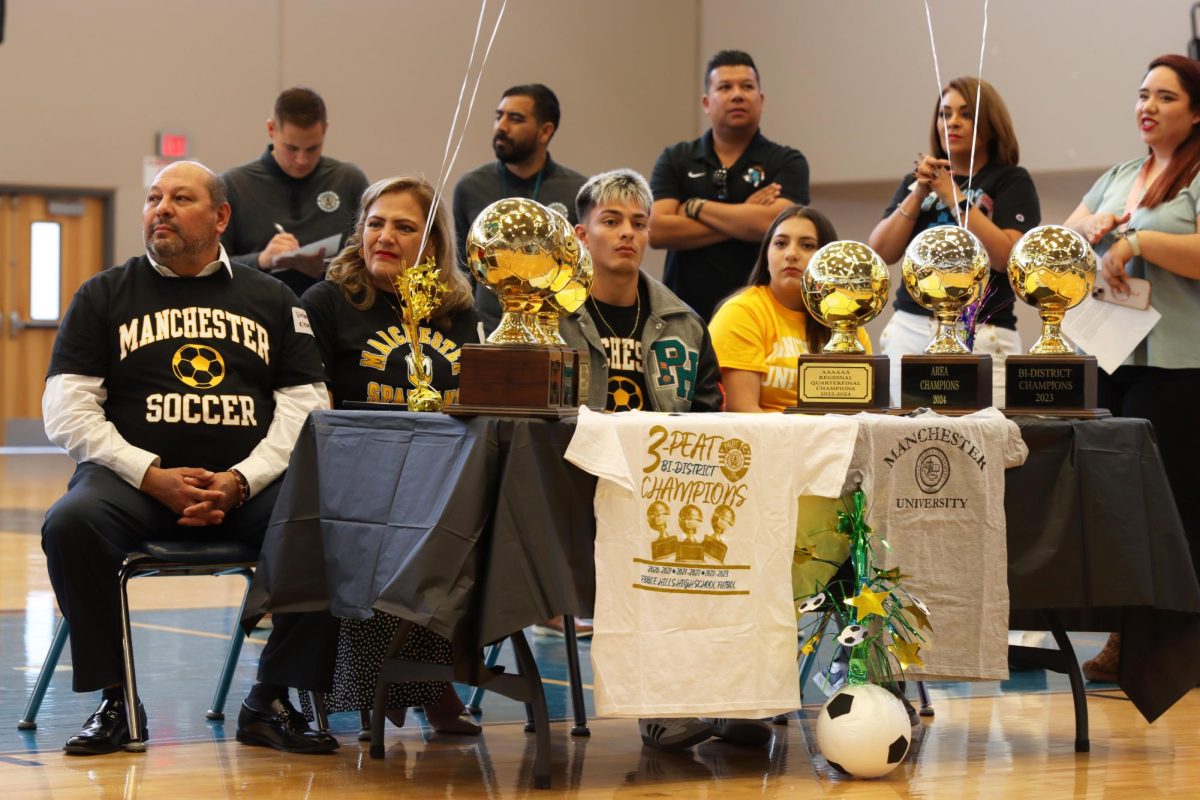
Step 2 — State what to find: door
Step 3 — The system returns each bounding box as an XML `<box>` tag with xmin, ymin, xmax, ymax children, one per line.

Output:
<box><xmin>0</xmin><ymin>191</ymin><xmax>110</xmax><ymax>445</ymax></box>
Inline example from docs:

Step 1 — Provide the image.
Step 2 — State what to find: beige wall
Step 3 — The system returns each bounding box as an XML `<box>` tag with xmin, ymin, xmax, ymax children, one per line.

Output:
<box><xmin>1</xmin><ymin>0</ymin><xmax>1196</xmax><ymax>300</ymax></box>
<box><xmin>0</xmin><ymin>0</ymin><xmax>699</xmax><ymax>261</ymax></box>
<box><xmin>700</xmin><ymin>0</ymin><xmax>1197</xmax><ymax>182</ymax></box>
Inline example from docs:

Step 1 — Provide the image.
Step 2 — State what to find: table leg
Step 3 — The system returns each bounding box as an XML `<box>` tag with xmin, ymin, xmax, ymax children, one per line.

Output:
<box><xmin>510</xmin><ymin>631</ymin><xmax>552</xmax><ymax>789</ymax></box>
<box><xmin>1008</xmin><ymin>610</ymin><xmax>1089</xmax><ymax>753</ymax></box>
<box><xmin>371</xmin><ymin>620</ymin><xmax>414</xmax><ymax>759</ymax></box>
<box><xmin>562</xmin><ymin>615</ymin><xmax>590</xmax><ymax>737</ymax></box>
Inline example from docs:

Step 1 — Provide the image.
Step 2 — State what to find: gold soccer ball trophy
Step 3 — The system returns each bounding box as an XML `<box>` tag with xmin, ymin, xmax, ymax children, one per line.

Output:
<box><xmin>535</xmin><ymin>209</ymin><xmax>592</xmax><ymax>345</ymax></box>
<box><xmin>801</xmin><ymin>241</ymin><xmax>890</xmax><ymax>353</ymax></box>
<box><xmin>1007</xmin><ymin>225</ymin><xmax>1096</xmax><ymax>354</ymax></box>
<box><xmin>466</xmin><ymin>198</ymin><xmax>572</xmax><ymax>344</ymax></box>
<box><xmin>900</xmin><ymin>226</ymin><xmax>989</xmax><ymax>354</ymax></box>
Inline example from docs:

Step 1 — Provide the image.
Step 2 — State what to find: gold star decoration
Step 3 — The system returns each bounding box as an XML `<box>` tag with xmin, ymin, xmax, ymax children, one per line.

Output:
<box><xmin>843</xmin><ymin>585</ymin><xmax>890</xmax><ymax>620</ymax></box>
<box><xmin>905</xmin><ymin>604</ymin><xmax>933</xmax><ymax>632</ymax></box>
<box><xmin>800</xmin><ymin>634</ymin><xmax>819</xmax><ymax>656</ymax></box>
<box><xmin>888</xmin><ymin>639</ymin><xmax>924</xmax><ymax>671</ymax></box>
<box><xmin>793</xmin><ymin>546</ymin><xmax>817</xmax><ymax>565</ymax></box>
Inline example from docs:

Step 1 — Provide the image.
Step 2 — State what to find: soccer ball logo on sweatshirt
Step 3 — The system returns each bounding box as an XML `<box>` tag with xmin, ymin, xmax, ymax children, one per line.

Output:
<box><xmin>171</xmin><ymin>343</ymin><xmax>226</xmax><ymax>389</ymax></box>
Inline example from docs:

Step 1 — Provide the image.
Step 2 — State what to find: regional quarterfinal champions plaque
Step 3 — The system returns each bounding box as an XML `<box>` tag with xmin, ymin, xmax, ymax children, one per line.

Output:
<box><xmin>793</xmin><ymin>353</ymin><xmax>889</xmax><ymax>412</ymax></box>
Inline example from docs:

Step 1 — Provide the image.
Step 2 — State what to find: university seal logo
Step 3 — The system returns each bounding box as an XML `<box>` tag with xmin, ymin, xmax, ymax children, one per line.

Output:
<box><xmin>317</xmin><ymin>191</ymin><xmax>340</xmax><ymax>212</ymax></box>
<box><xmin>718</xmin><ymin>438</ymin><xmax>752</xmax><ymax>482</ymax></box>
<box><xmin>914</xmin><ymin>447</ymin><xmax>950</xmax><ymax>494</ymax></box>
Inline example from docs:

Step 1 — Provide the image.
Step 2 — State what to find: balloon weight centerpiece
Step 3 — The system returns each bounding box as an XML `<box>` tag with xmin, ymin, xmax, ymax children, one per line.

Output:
<box><xmin>801</xmin><ymin>241</ymin><xmax>890</xmax><ymax>354</ymax></box>
<box><xmin>901</xmin><ymin>226</ymin><xmax>989</xmax><ymax>354</ymax></box>
<box><xmin>466</xmin><ymin>198</ymin><xmax>569</xmax><ymax>345</ymax></box>
<box><xmin>1007</xmin><ymin>225</ymin><xmax>1096</xmax><ymax>355</ymax></box>
<box><xmin>391</xmin><ymin>257</ymin><xmax>447</xmax><ymax>412</ymax></box>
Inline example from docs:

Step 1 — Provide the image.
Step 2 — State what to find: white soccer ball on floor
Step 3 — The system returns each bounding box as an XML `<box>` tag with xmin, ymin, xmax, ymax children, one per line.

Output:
<box><xmin>815</xmin><ymin>683</ymin><xmax>911</xmax><ymax>778</ymax></box>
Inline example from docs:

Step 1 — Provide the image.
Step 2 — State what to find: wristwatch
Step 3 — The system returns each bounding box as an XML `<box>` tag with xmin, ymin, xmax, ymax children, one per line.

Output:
<box><xmin>1113</xmin><ymin>228</ymin><xmax>1140</xmax><ymax>257</ymax></box>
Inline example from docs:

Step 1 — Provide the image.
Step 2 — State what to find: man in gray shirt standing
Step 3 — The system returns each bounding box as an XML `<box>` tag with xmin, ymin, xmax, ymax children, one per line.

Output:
<box><xmin>222</xmin><ymin>87</ymin><xmax>369</xmax><ymax>297</ymax></box>
<box><xmin>453</xmin><ymin>83</ymin><xmax>586</xmax><ymax>332</ymax></box>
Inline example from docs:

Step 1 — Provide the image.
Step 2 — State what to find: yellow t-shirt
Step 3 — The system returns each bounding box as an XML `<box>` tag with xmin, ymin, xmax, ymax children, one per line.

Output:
<box><xmin>709</xmin><ymin>285</ymin><xmax>871</xmax><ymax>413</ymax></box>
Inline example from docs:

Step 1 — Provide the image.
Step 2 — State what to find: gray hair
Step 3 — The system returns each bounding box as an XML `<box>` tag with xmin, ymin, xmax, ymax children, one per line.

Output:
<box><xmin>575</xmin><ymin>168</ymin><xmax>653</xmax><ymax>221</ymax></box>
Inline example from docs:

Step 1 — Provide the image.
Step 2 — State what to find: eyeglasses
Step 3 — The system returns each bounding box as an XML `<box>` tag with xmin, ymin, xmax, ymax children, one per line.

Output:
<box><xmin>713</xmin><ymin>168</ymin><xmax>728</xmax><ymax>200</ymax></box>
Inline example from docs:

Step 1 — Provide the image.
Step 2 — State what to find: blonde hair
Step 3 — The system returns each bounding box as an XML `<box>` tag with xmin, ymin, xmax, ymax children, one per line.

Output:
<box><xmin>326</xmin><ymin>176</ymin><xmax>473</xmax><ymax>326</ymax></box>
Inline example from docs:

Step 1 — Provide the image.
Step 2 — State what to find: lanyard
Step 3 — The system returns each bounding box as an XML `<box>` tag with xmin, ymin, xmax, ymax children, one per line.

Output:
<box><xmin>499</xmin><ymin>162</ymin><xmax>544</xmax><ymax>201</ymax></box>
<box><xmin>1120</xmin><ymin>156</ymin><xmax>1155</xmax><ymax>229</ymax></box>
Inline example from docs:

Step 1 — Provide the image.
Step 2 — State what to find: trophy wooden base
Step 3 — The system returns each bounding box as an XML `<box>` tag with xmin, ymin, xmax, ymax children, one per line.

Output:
<box><xmin>444</xmin><ymin>344</ymin><xmax>582</xmax><ymax>419</ymax></box>
<box><xmin>784</xmin><ymin>353</ymin><xmax>891</xmax><ymax>415</ymax></box>
<box><xmin>1002</xmin><ymin>354</ymin><xmax>1109</xmax><ymax>418</ymax></box>
<box><xmin>897</xmin><ymin>354</ymin><xmax>992</xmax><ymax>412</ymax></box>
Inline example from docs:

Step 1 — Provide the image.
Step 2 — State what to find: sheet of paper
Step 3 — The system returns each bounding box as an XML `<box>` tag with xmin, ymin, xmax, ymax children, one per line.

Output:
<box><xmin>269</xmin><ymin>233</ymin><xmax>341</xmax><ymax>277</ymax></box>
<box><xmin>294</xmin><ymin>232</ymin><xmax>341</xmax><ymax>258</ymax></box>
<box><xmin>1061</xmin><ymin>274</ymin><xmax>1161</xmax><ymax>373</ymax></box>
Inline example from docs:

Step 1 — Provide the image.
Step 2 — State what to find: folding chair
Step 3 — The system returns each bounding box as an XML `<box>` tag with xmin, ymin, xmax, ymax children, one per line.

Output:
<box><xmin>17</xmin><ymin>540</ymin><xmax>257</xmax><ymax>751</ymax></box>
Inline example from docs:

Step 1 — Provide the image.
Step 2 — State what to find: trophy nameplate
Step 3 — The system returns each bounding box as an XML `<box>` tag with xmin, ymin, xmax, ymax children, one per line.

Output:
<box><xmin>677</xmin><ymin>541</ymin><xmax>705</xmax><ymax>562</ymax></box>
<box><xmin>1002</xmin><ymin>354</ymin><xmax>1109</xmax><ymax>418</ymax></box>
<box><xmin>787</xmin><ymin>353</ymin><xmax>890</xmax><ymax>414</ymax></box>
<box><xmin>445</xmin><ymin>344</ymin><xmax>578</xmax><ymax>419</ymax></box>
<box><xmin>899</xmin><ymin>354</ymin><xmax>992</xmax><ymax>412</ymax></box>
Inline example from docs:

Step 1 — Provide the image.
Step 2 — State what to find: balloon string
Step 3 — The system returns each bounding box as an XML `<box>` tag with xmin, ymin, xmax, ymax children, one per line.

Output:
<box><xmin>417</xmin><ymin>0</ymin><xmax>507</xmax><ymax>263</ymax></box>
<box><xmin>427</xmin><ymin>0</ymin><xmax>507</xmax><ymax>241</ymax></box>
<box><xmin>963</xmin><ymin>0</ymin><xmax>990</xmax><ymax>232</ymax></box>
<box><xmin>922</xmin><ymin>0</ymin><xmax>959</xmax><ymax>228</ymax></box>
<box><xmin>924</xmin><ymin>0</ymin><xmax>990</xmax><ymax>231</ymax></box>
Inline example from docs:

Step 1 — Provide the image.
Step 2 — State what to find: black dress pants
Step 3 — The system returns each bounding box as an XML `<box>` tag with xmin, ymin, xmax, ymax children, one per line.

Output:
<box><xmin>1099</xmin><ymin>366</ymin><xmax>1200</xmax><ymax>580</ymax></box>
<box><xmin>41</xmin><ymin>462</ymin><xmax>337</xmax><ymax>694</ymax></box>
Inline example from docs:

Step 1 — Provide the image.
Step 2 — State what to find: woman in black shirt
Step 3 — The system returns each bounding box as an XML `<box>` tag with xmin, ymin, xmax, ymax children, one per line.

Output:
<box><xmin>868</xmin><ymin>77</ymin><xmax>1040</xmax><ymax>407</ymax></box>
<box><xmin>300</xmin><ymin>176</ymin><xmax>482</xmax><ymax>735</ymax></box>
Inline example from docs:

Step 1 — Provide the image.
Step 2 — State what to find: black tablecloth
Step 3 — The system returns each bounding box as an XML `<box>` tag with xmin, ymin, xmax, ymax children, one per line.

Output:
<box><xmin>1007</xmin><ymin>416</ymin><xmax>1200</xmax><ymax>722</ymax></box>
<box><xmin>247</xmin><ymin>411</ymin><xmax>1200</xmax><ymax>718</ymax></box>
<box><xmin>244</xmin><ymin>411</ymin><xmax>596</xmax><ymax>682</ymax></box>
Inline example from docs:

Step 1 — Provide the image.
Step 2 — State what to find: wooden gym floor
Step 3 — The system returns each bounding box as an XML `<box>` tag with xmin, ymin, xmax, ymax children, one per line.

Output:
<box><xmin>1</xmin><ymin>451</ymin><xmax>1196</xmax><ymax>798</ymax></box>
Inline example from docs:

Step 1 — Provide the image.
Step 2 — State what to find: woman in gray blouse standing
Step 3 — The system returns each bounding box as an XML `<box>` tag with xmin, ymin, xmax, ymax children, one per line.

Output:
<box><xmin>1064</xmin><ymin>54</ymin><xmax>1200</xmax><ymax>682</ymax></box>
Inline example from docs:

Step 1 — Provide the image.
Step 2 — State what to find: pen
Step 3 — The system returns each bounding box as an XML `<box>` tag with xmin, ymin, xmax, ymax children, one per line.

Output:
<box><xmin>274</xmin><ymin>223</ymin><xmax>287</xmax><ymax>235</ymax></box>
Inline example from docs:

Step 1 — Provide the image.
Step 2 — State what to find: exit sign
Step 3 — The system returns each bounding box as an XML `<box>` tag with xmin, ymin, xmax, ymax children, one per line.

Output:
<box><xmin>157</xmin><ymin>132</ymin><xmax>189</xmax><ymax>159</ymax></box>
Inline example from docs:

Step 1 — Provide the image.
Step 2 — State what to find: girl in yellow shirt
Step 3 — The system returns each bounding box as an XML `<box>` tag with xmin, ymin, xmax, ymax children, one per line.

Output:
<box><xmin>710</xmin><ymin>206</ymin><xmax>870</xmax><ymax>412</ymax></box>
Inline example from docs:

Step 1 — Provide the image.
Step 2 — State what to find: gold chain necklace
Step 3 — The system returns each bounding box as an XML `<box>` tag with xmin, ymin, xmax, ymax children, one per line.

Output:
<box><xmin>589</xmin><ymin>291</ymin><xmax>641</xmax><ymax>340</ymax></box>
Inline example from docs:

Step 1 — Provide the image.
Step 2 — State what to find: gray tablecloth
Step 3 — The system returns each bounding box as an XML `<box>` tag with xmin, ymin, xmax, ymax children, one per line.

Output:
<box><xmin>1007</xmin><ymin>416</ymin><xmax>1200</xmax><ymax>722</ymax></box>
<box><xmin>244</xmin><ymin>410</ymin><xmax>596</xmax><ymax>682</ymax></box>
<box><xmin>246</xmin><ymin>411</ymin><xmax>1200</xmax><ymax>718</ymax></box>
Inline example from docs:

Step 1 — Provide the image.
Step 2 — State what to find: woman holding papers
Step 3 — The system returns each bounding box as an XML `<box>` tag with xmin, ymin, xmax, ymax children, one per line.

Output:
<box><xmin>1064</xmin><ymin>54</ymin><xmax>1200</xmax><ymax>682</ymax></box>
<box><xmin>868</xmin><ymin>77</ymin><xmax>1040</xmax><ymax>407</ymax></box>
<box><xmin>298</xmin><ymin>176</ymin><xmax>482</xmax><ymax>735</ymax></box>
<box><xmin>709</xmin><ymin>205</ymin><xmax>868</xmax><ymax>412</ymax></box>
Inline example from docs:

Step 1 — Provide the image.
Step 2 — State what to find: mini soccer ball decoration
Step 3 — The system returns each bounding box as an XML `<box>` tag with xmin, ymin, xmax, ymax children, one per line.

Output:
<box><xmin>816</xmin><ymin>683</ymin><xmax>912</xmax><ymax>778</ymax></box>
<box><xmin>171</xmin><ymin>343</ymin><xmax>225</xmax><ymax>389</ymax></box>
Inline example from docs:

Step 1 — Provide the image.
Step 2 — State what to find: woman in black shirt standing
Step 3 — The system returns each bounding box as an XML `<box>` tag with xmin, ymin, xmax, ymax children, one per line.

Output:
<box><xmin>868</xmin><ymin>76</ymin><xmax>1040</xmax><ymax>408</ymax></box>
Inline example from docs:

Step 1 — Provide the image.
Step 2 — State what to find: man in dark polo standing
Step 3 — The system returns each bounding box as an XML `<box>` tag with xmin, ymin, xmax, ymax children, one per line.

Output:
<box><xmin>649</xmin><ymin>50</ymin><xmax>810</xmax><ymax>322</ymax></box>
<box><xmin>453</xmin><ymin>83</ymin><xmax>586</xmax><ymax>332</ymax></box>
<box><xmin>222</xmin><ymin>87</ymin><xmax>369</xmax><ymax>297</ymax></box>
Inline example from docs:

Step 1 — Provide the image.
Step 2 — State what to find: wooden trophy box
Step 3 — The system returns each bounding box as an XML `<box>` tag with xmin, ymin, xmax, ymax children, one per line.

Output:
<box><xmin>445</xmin><ymin>344</ymin><xmax>583</xmax><ymax>419</ymax></box>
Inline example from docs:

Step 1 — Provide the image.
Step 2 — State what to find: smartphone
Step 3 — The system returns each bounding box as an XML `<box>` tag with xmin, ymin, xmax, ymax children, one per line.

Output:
<box><xmin>1091</xmin><ymin>275</ymin><xmax>1151</xmax><ymax>310</ymax></box>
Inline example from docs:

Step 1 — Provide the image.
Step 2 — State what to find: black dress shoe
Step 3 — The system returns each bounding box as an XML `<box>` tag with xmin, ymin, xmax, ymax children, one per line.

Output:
<box><xmin>63</xmin><ymin>697</ymin><xmax>148</xmax><ymax>756</ymax></box>
<box><xmin>236</xmin><ymin>697</ymin><xmax>339</xmax><ymax>754</ymax></box>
